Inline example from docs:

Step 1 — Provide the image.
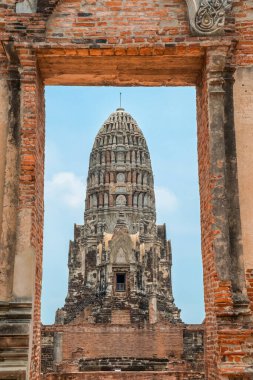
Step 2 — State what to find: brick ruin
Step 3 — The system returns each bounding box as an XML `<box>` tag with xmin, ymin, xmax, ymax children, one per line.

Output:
<box><xmin>60</xmin><ymin>108</ymin><xmax>181</xmax><ymax>325</ymax></box>
<box><xmin>40</xmin><ymin>108</ymin><xmax>204</xmax><ymax>377</ymax></box>
<box><xmin>1</xmin><ymin>0</ymin><xmax>253</xmax><ymax>379</ymax></box>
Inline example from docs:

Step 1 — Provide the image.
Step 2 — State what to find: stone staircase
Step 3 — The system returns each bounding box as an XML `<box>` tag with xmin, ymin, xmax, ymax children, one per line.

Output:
<box><xmin>111</xmin><ymin>309</ymin><xmax>130</xmax><ymax>324</ymax></box>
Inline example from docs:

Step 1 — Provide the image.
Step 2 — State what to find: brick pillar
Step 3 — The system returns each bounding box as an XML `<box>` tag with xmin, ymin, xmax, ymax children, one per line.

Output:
<box><xmin>0</xmin><ymin>52</ymin><xmax>8</xmax><ymax>247</ymax></box>
<box><xmin>234</xmin><ymin>66</ymin><xmax>253</xmax><ymax>312</ymax></box>
<box><xmin>0</xmin><ymin>45</ymin><xmax>34</xmax><ymax>380</ymax></box>
<box><xmin>233</xmin><ymin>64</ymin><xmax>253</xmax><ymax>373</ymax></box>
<box><xmin>18</xmin><ymin>47</ymin><xmax>44</xmax><ymax>380</ymax></box>
<box><xmin>0</xmin><ymin>45</ymin><xmax>45</xmax><ymax>380</ymax></box>
<box><xmin>0</xmin><ymin>48</ymin><xmax>18</xmax><ymax>302</ymax></box>
<box><xmin>198</xmin><ymin>46</ymin><xmax>251</xmax><ymax>380</ymax></box>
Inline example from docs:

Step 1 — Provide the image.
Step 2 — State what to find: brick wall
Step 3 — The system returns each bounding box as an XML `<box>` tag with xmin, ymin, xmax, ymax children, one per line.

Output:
<box><xmin>45</xmin><ymin>0</ymin><xmax>190</xmax><ymax>45</ymax></box>
<box><xmin>42</xmin><ymin>372</ymin><xmax>204</xmax><ymax>380</ymax></box>
<box><xmin>41</xmin><ymin>331</ymin><xmax>54</xmax><ymax>373</ymax></box>
<box><xmin>41</xmin><ymin>322</ymin><xmax>205</xmax><ymax>376</ymax></box>
<box><xmin>43</xmin><ymin>323</ymin><xmax>184</xmax><ymax>362</ymax></box>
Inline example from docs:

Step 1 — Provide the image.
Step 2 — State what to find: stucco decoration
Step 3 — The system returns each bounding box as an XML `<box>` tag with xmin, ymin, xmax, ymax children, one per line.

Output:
<box><xmin>185</xmin><ymin>0</ymin><xmax>232</xmax><ymax>35</ymax></box>
<box><xmin>110</xmin><ymin>232</ymin><xmax>132</xmax><ymax>265</ymax></box>
<box><xmin>116</xmin><ymin>194</ymin><xmax>127</xmax><ymax>206</ymax></box>
<box><xmin>16</xmin><ymin>0</ymin><xmax>37</xmax><ymax>13</ymax></box>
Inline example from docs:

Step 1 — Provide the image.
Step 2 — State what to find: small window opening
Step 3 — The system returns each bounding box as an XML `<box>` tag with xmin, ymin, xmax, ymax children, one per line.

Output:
<box><xmin>116</xmin><ymin>273</ymin><xmax>126</xmax><ymax>291</ymax></box>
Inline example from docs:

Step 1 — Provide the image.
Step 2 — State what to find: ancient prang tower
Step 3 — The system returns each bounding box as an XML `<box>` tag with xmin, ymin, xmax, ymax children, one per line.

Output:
<box><xmin>41</xmin><ymin>109</ymin><xmax>204</xmax><ymax>377</ymax></box>
<box><xmin>58</xmin><ymin>107</ymin><xmax>180</xmax><ymax>326</ymax></box>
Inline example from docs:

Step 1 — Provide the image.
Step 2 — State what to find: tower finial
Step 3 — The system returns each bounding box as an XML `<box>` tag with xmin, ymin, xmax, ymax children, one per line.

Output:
<box><xmin>116</xmin><ymin>93</ymin><xmax>124</xmax><ymax>111</ymax></box>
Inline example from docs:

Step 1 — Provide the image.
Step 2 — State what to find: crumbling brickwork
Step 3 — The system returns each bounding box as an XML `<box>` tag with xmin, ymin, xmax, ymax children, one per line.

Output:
<box><xmin>41</xmin><ymin>322</ymin><xmax>204</xmax><ymax>377</ymax></box>
<box><xmin>41</xmin><ymin>331</ymin><xmax>54</xmax><ymax>374</ymax></box>
<box><xmin>0</xmin><ymin>0</ymin><xmax>253</xmax><ymax>379</ymax></box>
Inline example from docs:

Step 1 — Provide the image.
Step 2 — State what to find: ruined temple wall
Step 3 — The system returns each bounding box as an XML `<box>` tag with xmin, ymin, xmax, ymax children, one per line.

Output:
<box><xmin>42</xmin><ymin>372</ymin><xmax>204</xmax><ymax>380</ymax></box>
<box><xmin>42</xmin><ymin>323</ymin><xmax>184</xmax><ymax>363</ymax></box>
<box><xmin>41</xmin><ymin>331</ymin><xmax>54</xmax><ymax>373</ymax></box>
<box><xmin>234</xmin><ymin>67</ymin><xmax>253</xmax><ymax>311</ymax></box>
<box><xmin>41</xmin><ymin>322</ymin><xmax>204</xmax><ymax>375</ymax></box>
<box><xmin>45</xmin><ymin>0</ymin><xmax>190</xmax><ymax>45</ymax></box>
<box><xmin>233</xmin><ymin>2</ymin><xmax>253</xmax><ymax>296</ymax></box>
<box><xmin>233</xmin><ymin>2</ymin><xmax>253</xmax><ymax>37</ymax></box>
<box><xmin>1</xmin><ymin>1</ymin><xmax>237</xmax><ymax>52</ymax></box>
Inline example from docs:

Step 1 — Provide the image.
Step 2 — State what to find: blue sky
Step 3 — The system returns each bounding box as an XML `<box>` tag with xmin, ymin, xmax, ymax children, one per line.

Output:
<box><xmin>42</xmin><ymin>86</ymin><xmax>204</xmax><ymax>324</ymax></box>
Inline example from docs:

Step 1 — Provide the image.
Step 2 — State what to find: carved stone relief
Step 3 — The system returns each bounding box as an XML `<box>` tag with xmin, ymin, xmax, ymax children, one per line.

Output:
<box><xmin>185</xmin><ymin>0</ymin><xmax>232</xmax><ymax>35</ymax></box>
<box><xmin>116</xmin><ymin>194</ymin><xmax>126</xmax><ymax>206</ymax></box>
<box><xmin>117</xmin><ymin>173</ymin><xmax>125</xmax><ymax>183</ymax></box>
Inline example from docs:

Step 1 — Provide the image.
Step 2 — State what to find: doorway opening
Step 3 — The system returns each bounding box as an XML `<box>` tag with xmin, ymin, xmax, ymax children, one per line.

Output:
<box><xmin>41</xmin><ymin>86</ymin><xmax>204</xmax><ymax>325</ymax></box>
<box><xmin>116</xmin><ymin>273</ymin><xmax>126</xmax><ymax>292</ymax></box>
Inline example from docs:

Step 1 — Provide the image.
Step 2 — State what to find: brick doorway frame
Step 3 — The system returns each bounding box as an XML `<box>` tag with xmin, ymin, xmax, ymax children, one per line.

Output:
<box><xmin>0</xmin><ymin>31</ymin><xmax>253</xmax><ymax>380</ymax></box>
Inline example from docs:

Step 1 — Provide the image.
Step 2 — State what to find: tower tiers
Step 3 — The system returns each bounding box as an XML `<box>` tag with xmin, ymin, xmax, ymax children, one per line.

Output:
<box><xmin>58</xmin><ymin>108</ymin><xmax>181</xmax><ymax>325</ymax></box>
<box><xmin>85</xmin><ymin>108</ymin><xmax>156</xmax><ymax>235</ymax></box>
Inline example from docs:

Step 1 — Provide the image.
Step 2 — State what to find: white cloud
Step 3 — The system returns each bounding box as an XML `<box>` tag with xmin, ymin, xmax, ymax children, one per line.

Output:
<box><xmin>45</xmin><ymin>174</ymin><xmax>177</xmax><ymax>214</ymax></box>
<box><xmin>155</xmin><ymin>186</ymin><xmax>179</xmax><ymax>214</ymax></box>
<box><xmin>45</xmin><ymin>172</ymin><xmax>85</xmax><ymax>208</ymax></box>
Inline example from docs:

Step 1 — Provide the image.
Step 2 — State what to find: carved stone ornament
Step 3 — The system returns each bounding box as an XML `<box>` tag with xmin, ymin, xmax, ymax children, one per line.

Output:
<box><xmin>185</xmin><ymin>0</ymin><xmax>232</xmax><ymax>35</ymax></box>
